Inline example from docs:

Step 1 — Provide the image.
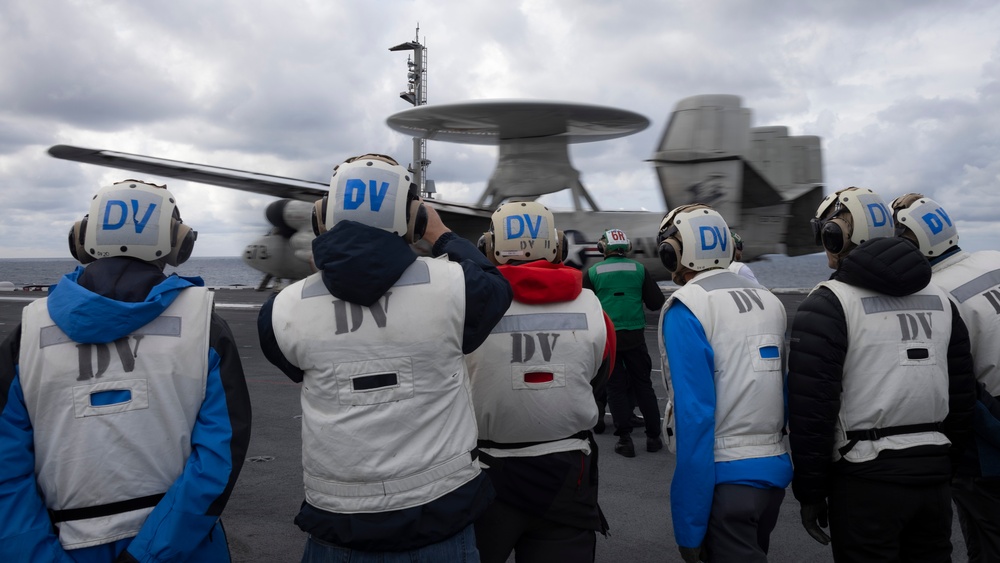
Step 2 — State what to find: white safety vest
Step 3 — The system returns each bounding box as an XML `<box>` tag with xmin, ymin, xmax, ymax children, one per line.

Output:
<box><xmin>465</xmin><ymin>289</ymin><xmax>606</xmax><ymax>457</ymax></box>
<box><xmin>271</xmin><ymin>257</ymin><xmax>480</xmax><ymax>513</ymax></box>
<box><xmin>659</xmin><ymin>269</ymin><xmax>787</xmax><ymax>462</ymax></box>
<box><xmin>19</xmin><ymin>288</ymin><xmax>212</xmax><ymax>549</ymax></box>
<box><xmin>818</xmin><ymin>280</ymin><xmax>953</xmax><ymax>463</ymax></box>
<box><xmin>931</xmin><ymin>250</ymin><xmax>1000</xmax><ymax>396</ymax></box>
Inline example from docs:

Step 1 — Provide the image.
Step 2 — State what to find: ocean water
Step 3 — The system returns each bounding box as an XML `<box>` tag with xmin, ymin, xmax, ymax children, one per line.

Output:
<box><xmin>0</xmin><ymin>257</ymin><xmax>263</xmax><ymax>289</ymax></box>
<box><xmin>0</xmin><ymin>253</ymin><xmax>832</xmax><ymax>291</ymax></box>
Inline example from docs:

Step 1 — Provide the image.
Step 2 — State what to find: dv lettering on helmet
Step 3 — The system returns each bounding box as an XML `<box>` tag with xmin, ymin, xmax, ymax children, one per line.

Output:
<box><xmin>506</xmin><ymin>214</ymin><xmax>550</xmax><ymax>249</ymax></box>
<box><xmin>920</xmin><ymin>207</ymin><xmax>953</xmax><ymax>235</ymax></box>
<box><xmin>343</xmin><ymin>179</ymin><xmax>391</xmax><ymax>212</ymax></box>
<box><xmin>102</xmin><ymin>199</ymin><xmax>158</xmax><ymax>234</ymax></box>
<box><xmin>699</xmin><ymin>226</ymin><xmax>729</xmax><ymax>252</ymax></box>
<box><xmin>866</xmin><ymin>202</ymin><xmax>891</xmax><ymax>228</ymax></box>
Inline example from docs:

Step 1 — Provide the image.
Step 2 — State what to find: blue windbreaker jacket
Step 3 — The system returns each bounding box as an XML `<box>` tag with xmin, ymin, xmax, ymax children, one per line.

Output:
<box><xmin>0</xmin><ymin>258</ymin><xmax>252</xmax><ymax>562</ymax></box>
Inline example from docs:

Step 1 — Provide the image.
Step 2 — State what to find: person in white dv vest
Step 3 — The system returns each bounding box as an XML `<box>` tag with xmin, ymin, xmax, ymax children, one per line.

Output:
<box><xmin>466</xmin><ymin>201</ymin><xmax>615</xmax><ymax>563</ymax></box>
<box><xmin>655</xmin><ymin>203</ymin><xmax>792</xmax><ymax>563</ymax></box>
<box><xmin>0</xmin><ymin>179</ymin><xmax>252</xmax><ymax>562</ymax></box>
<box><xmin>892</xmin><ymin>193</ymin><xmax>1000</xmax><ymax>563</ymax></box>
<box><xmin>727</xmin><ymin>231</ymin><xmax>759</xmax><ymax>284</ymax></box>
<box><xmin>257</xmin><ymin>153</ymin><xmax>513</xmax><ymax>562</ymax></box>
<box><xmin>788</xmin><ymin>186</ymin><xmax>976</xmax><ymax>562</ymax></box>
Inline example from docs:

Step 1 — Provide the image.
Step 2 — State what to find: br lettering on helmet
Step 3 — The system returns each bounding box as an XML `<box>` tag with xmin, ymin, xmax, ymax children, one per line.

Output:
<box><xmin>890</xmin><ymin>193</ymin><xmax>959</xmax><ymax>257</ymax></box>
<box><xmin>311</xmin><ymin>153</ymin><xmax>427</xmax><ymax>243</ymax></box>
<box><xmin>479</xmin><ymin>201</ymin><xmax>564</xmax><ymax>265</ymax></box>
<box><xmin>68</xmin><ymin>179</ymin><xmax>196</xmax><ymax>266</ymax></box>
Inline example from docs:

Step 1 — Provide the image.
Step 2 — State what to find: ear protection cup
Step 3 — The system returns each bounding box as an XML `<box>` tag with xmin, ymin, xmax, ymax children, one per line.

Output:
<box><xmin>312</xmin><ymin>197</ymin><xmax>328</xmax><ymax>236</ymax></box>
<box><xmin>821</xmin><ymin>217</ymin><xmax>851</xmax><ymax>254</ymax></box>
<box><xmin>405</xmin><ymin>184</ymin><xmax>428</xmax><ymax>243</ymax></box>
<box><xmin>658</xmin><ymin>237</ymin><xmax>683</xmax><ymax>273</ymax></box>
<box><xmin>480</xmin><ymin>231</ymin><xmax>497</xmax><ymax>263</ymax></box>
<box><xmin>597</xmin><ymin>230</ymin><xmax>632</xmax><ymax>256</ymax></box>
<box><xmin>165</xmin><ymin>222</ymin><xmax>197</xmax><ymax>266</ymax></box>
<box><xmin>68</xmin><ymin>217</ymin><xmax>95</xmax><ymax>264</ymax></box>
<box><xmin>558</xmin><ymin>231</ymin><xmax>567</xmax><ymax>263</ymax></box>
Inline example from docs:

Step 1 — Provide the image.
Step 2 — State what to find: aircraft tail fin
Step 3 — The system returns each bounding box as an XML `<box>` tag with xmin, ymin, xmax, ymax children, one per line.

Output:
<box><xmin>649</xmin><ymin>95</ymin><xmax>824</xmax><ymax>259</ymax></box>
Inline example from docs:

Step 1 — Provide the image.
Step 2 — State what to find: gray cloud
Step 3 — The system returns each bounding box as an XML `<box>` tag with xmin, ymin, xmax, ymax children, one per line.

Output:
<box><xmin>1</xmin><ymin>0</ymin><xmax>998</xmax><ymax>260</ymax></box>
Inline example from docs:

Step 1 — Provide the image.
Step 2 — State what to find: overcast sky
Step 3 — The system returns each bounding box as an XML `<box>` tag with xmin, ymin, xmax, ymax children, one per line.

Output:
<box><xmin>1</xmin><ymin>0</ymin><xmax>998</xmax><ymax>260</ymax></box>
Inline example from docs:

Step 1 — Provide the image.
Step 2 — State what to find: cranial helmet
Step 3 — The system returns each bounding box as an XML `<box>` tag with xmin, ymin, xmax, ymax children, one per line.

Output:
<box><xmin>68</xmin><ymin>179</ymin><xmax>196</xmax><ymax>266</ymax></box>
<box><xmin>311</xmin><ymin>153</ymin><xmax>427</xmax><ymax>243</ymax></box>
<box><xmin>479</xmin><ymin>201</ymin><xmax>563</xmax><ymax>265</ymax></box>
<box><xmin>731</xmin><ymin>231</ymin><xmax>744</xmax><ymax>252</ymax></box>
<box><xmin>890</xmin><ymin>193</ymin><xmax>959</xmax><ymax>258</ymax></box>
<box><xmin>598</xmin><ymin>228</ymin><xmax>631</xmax><ymax>256</ymax></box>
<box><xmin>656</xmin><ymin>204</ymin><xmax>733</xmax><ymax>279</ymax></box>
<box><xmin>810</xmin><ymin>186</ymin><xmax>894</xmax><ymax>255</ymax></box>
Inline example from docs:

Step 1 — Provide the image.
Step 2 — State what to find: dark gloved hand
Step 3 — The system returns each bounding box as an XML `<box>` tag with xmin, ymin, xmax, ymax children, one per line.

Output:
<box><xmin>800</xmin><ymin>500</ymin><xmax>831</xmax><ymax>545</ymax></box>
<box><xmin>678</xmin><ymin>544</ymin><xmax>705</xmax><ymax>563</ymax></box>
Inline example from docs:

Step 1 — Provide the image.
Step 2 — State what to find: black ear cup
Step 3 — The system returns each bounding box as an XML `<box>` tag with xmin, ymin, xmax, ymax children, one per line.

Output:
<box><xmin>476</xmin><ymin>234</ymin><xmax>487</xmax><ymax>256</ymax></box>
<box><xmin>166</xmin><ymin>223</ymin><xmax>197</xmax><ymax>266</ymax></box>
<box><xmin>404</xmin><ymin>184</ymin><xmax>427</xmax><ymax>243</ymax></box>
<box><xmin>407</xmin><ymin>200</ymin><xmax>428</xmax><ymax>243</ymax></box>
<box><xmin>596</xmin><ymin>239</ymin><xmax>606</xmax><ymax>255</ymax></box>
<box><xmin>481</xmin><ymin>231</ymin><xmax>497</xmax><ymax>263</ymax></box>
<box><xmin>658</xmin><ymin>238</ymin><xmax>682</xmax><ymax>273</ymax></box>
<box><xmin>68</xmin><ymin>217</ymin><xmax>94</xmax><ymax>264</ymax></box>
<box><xmin>558</xmin><ymin>231</ymin><xmax>567</xmax><ymax>262</ymax></box>
<box><xmin>821</xmin><ymin>217</ymin><xmax>851</xmax><ymax>254</ymax></box>
<box><xmin>312</xmin><ymin>197</ymin><xmax>328</xmax><ymax>236</ymax></box>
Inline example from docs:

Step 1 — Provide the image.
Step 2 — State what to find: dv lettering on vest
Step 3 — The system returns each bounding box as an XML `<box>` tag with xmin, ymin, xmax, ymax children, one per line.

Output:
<box><xmin>511</xmin><ymin>333</ymin><xmax>559</xmax><ymax>363</ymax></box>
<box><xmin>76</xmin><ymin>337</ymin><xmax>144</xmax><ymax>381</ymax></box>
<box><xmin>898</xmin><ymin>312</ymin><xmax>934</xmax><ymax>342</ymax></box>
<box><xmin>332</xmin><ymin>293</ymin><xmax>392</xmax><ymax>335</ymax></box>
<box><xmin>506</xmin><ymin>214</ymin><xmax>551</xmax><ymax>250</ymax></box>
<box><xmin>728</xmin><ymin>288</ymin><xmax>766</xmax><ymax>314</ymax></box>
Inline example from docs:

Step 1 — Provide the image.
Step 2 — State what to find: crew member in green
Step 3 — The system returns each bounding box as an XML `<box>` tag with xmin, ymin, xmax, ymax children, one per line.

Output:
<box><xmin>583</xmin><ymin>228</ymin><xmax>666</xmax><ymax>457</ymax></box>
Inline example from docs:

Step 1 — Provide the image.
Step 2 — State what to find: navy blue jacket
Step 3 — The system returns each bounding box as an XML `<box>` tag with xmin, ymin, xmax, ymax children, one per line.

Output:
<box><xmin>257</xmin><ymin>222</ymin><xmax>513</xmax><ymax>551</ymax></box>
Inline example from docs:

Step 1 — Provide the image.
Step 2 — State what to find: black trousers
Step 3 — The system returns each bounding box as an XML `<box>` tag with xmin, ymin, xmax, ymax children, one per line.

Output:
<box><xmin>953</xmin><ymin>476</ymin><xmax>1000</xmax><ymax>563</ymax></box>
<box><xmin>705</xmin><ymin>484</ymin><xmax>784</xmax><ymax>563</ymax></box>
<box><xmin>828</xmin><ymin>474</ymin><xmax>952</xmax><ymax>563</ymax></box>
<box><xmin>475</xmin><ymin>448</ymin><xmax>602</xmax><ymax>563</ymax></box>
<box><xmin>606</xmin><ymin>341</ymin><xmax>661</xmax><ymax>438</ymax></box>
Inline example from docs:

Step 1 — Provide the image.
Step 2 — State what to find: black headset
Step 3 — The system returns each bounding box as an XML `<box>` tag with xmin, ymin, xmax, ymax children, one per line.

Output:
<box><xmin>811</xmin><ymin>199</ymin><xmax>852</xmax><ymax>255</ymax></box>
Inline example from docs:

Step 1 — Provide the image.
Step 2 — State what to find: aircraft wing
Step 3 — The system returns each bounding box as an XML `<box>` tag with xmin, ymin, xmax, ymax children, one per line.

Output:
<box><xmin>425</xmin><ymin>200</ymin><xmax>493</xmax><ymax>240</ymax></box>
<box><xmin>48</xmin><ymin>145</ymin><xmax>329</xmax><ymax>202</ymax></box>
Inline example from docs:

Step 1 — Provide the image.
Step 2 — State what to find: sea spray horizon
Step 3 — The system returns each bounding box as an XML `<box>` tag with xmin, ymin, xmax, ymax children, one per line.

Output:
<box><xmin>1</xmin><ymin>253</ymin><xmax>833</xmax><ymax>291</ymax></box>
<box><xmin>0</xmin><ymin>257</ymin><xmax>264</xmax><ymax>289</ymax></box>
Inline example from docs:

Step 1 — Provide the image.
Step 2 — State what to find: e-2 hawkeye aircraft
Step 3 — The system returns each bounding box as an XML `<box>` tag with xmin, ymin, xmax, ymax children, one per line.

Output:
<box><xmin>48</xmin><ymin>94</ymin><xmax>823</xmax><ymax>290</ymax></box>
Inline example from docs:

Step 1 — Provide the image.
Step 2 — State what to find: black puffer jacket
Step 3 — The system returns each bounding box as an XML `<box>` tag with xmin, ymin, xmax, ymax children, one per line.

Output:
<box><xmin>787</xmin><ymin>237</ymin><xmax>976</xmax><ymax>505</ymax></box>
